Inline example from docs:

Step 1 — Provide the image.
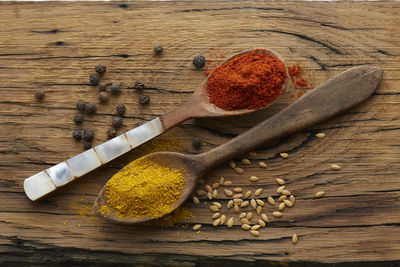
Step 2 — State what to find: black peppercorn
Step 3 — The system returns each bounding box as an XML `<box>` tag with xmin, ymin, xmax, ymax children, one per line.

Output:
<box><xmin>95</xmin><ymin>64</ymin><xmax>107</xmax><ymax>74</ymax></box>
<box><xmin>74</xmin><ymin>114</ymin><xmax>84</xmax><ymax>125</ymax></box>
<box><xmin>192</xmin><ymin>137</ymin><xmax>202</xmax><ymax>150</ymax></box>
<box><xmin>110</xmin><ymin>83</ymin><xmax>121</xmax><ymax>95</ymax></box>
<box><xmin>138</xmin><ymin>93</ymin><xmax>150</xmax><ymax>105</ymax></box>
<box><xmin>85</xmin><ymin>102</ymin><xmax>97</xmax><ymax>114</ymax></box>
<box><xmin>72</xmin><ymin>130</ymin><xmax>82</xmax><ymax>140</ymax></box>
<box><xmin>89</xmin><ymin>74</ymin><xmax>100</xmax><ymax>85</ymax></box>
<box><xmin>134</xmin><ymin>80</ymin><xmax>145</xmax><ymax>90</ymax></box>
<box><xmin>116</xmin><ymin>104</ymin><xmax>126</xmax><ymax>115</ymax></box>
<box><xmin>153</xmin><ymin>45</ymin><xmax>164</xmax><ymax>55</ymax></box>
<box><xmin>193</xmin><ymin>55</ymin><xmax>206</xmax><ymax>68</ymax></box>
<box><xmin>98</xmin><ymin>83</ymin><xmax>107</xmax><ymax>91</ymax></box>
<box><xmin>76</xmin><ymin>100</ymin><xmax>86</xmax><ymax>112</ymax></box>
<box><xmin>112</xmin><ymin>116</ymin><xmax>123</xmax><ymax>128</ymax></box>
<box><xmin>135</xmin><ymin>121</ymin><xmax>143</xmax><ymax>127</ymax></box>
<box><xmin>107</xmin><ymin>127</ymin><xmax>117</xmax><ymax>139</ymax></box>
<box><xmin>83</xmin><ymin>129</ymin><xmax>95</xmax><ymax>141</ymax></box>
<box><xmin>83</xmin><ymin>140</ymin><xmax>92</xmax><ymax>150</ymax></box>
<box><xmin>34</xmin><ymin>88</ymin><xmax>45</xmax><ymax>100</ymax></box>
<box><xmin>98</xmin><ymin>91</ymin><xmax>109</xmax><ymax>104</ymax></box>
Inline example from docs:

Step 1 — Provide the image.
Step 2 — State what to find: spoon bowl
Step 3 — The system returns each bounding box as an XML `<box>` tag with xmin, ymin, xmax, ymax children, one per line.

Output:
<box><xmin>94</xmin><ymin>152</ymin><xmax>200</xmax><ymax>224</ymax></box>
<box><xmin>94</xmin><ymin>65</ymin><xmax>382</xmax><ymax>224</ymax></box>
<box><xmin>193</xmin><ymin>48</ymin><xmax>289</xmax><ymax>116</ymax></box>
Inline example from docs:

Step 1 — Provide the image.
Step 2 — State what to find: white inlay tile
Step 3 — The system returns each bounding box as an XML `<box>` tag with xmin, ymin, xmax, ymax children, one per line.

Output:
<box><xmin>67</xmin><ymin>148</ymin><xmax>102</xmax><ymax>178</ymax></box>
<box><xmin>24</xmin><ymin>171</ymin><xmax>56</xmax><ymax>201</ymax></box>
<box><xmin>126</xmin><ymin>118</ymin><xmax>163</xmax><ymax>147</ymax></box>
<box><xmin>94</xmin><ymin>134</ymin><xmax>130</xmax><ymax>164</ymax></box>
<box><xmin>46</xmin><ymin>161</ymin><xmax>73</xmax><ymax>187</ymax></box>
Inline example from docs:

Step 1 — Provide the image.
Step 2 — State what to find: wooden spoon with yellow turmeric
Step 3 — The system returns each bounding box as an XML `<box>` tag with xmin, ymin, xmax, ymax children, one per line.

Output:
<box><xmin>94</xmin><ymin>65</ymin><xmax>382</xmax><ymax>224</ymax></box>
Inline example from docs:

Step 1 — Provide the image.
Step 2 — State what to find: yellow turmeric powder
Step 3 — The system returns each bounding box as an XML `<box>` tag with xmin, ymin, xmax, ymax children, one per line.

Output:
<box><xmin>103</xmin><ymin>157</ymin><xmax>185</xmax><ymax>219</ymax></box>
<box><xmin>148</xmin><ymin>208</ymin><xmax>195</xmax><ymax>228</ymax></box>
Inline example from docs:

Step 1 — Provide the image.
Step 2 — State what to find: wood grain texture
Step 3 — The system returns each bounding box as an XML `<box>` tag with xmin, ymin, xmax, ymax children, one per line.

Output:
<box><xmin>0</xmin><ymin>1</ymin><xmax>399</xmax><ymax>266</ymax></box>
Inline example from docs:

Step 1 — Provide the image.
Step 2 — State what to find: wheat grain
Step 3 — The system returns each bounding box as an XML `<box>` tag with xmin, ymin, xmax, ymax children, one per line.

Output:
<box><xmin>193</xmin><ymin>196</ymin><xmax>200</xmax><ymax>205</ymax></box>
<box><xmin>192</xmin><ymin>224</ymin><xmax>202</xmax><ymax>231</ymax></box>
<box><xmin>255</xmin><ymin>188</ymin><xmax>263</xmax><ymax>196</ymax></box>
<box><xmin>267</xmin><ymin>196</ymin><xmax>275</xmax><ymax>206</ymax></box>
<box><xmin>242</xmin><ymin>158</ymin><xmax>251</xmax><ymax>165</ymax></box>
<box><xmin>259</xmin><ymin>162</ymin><xmax>267</xmax><ymax>168</ymax></box>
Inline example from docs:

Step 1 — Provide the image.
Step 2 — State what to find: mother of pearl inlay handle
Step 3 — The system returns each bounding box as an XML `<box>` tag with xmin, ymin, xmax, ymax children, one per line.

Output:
<box><xmin>24</xmin><ymin>118</ymin><xmax>163</xmax><ymax>201</ymax></box>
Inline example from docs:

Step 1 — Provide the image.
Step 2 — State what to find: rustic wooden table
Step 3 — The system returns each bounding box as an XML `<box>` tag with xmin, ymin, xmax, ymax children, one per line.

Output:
<box><xmin>0</xmin><ymin>1</ymin><xmax>399</xmax><ymax>266</ymax></box>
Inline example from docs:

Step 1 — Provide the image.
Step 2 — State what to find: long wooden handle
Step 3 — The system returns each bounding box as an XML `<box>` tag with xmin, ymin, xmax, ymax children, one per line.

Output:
<box><xmin>195</xmin><ymin>66</ymin><xmax>383</xmax><ymax>172</ymax></box>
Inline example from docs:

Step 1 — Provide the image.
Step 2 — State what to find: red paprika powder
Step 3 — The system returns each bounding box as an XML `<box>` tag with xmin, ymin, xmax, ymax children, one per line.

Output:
<box><xmin>288</xmin><ymin>64</ymin><xmax>308</xmax><ymax>88</ymax></box>
<box><xmin>205</xmin><ymin>49</ymin><xmax>287</xmax><ymax>111</ymax></box>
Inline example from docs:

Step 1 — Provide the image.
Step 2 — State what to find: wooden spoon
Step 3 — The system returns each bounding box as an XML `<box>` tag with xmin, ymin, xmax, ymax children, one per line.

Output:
<box><xmin>94</xmin><ymin>65</ymin><xmax>383</xmax><ymax>224</ymax></box>
<box><xmin>24</xmin><ymin>48</ymin><xmax>287</xmax><ymax>201</ymax></box>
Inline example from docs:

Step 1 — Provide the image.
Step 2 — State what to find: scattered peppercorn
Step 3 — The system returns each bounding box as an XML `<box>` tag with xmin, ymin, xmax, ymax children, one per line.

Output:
<box><xmin>85</xmin><ymin>102</ymin><xmax>97</xmax><ymax>114</ymax></box>
<box><xmin>134</xmin><ymin>80</ymin><xmax>145</xmax><ymax>90</ymax></box>
<box><xmin>112</xmin><ymin>116</ymin><xmax>123</xmax><ymax>128</ymax></box>
<box><xmin>98</xmin><ymin>84</ymin><xmax>107</xmax><ymax>91</ymax></box>
<box><xmin>116</xmin><ymin>104</ymin><xmax>126</xmax><ymax>115</ymax></box>
<box><xmin>107</xmin><ymin>127</ymin><xmax>117</xmax><ymax>139</ymax></box>
<box><xmin>95</xmin><ymin>64</ymin><xmax>107</xmax><ymax>74</ymax></box>
<box><xmin>74</xmin><ymin>114</ymin><xmax>84</xmax><ymax>124</ymax></box>
<box><xmin>83</xmin><ymin>141</ymin><xmax>92</xmax><ymax>150</ymax></box>
<box><xmin>110</xmin><ymin>83</ymin><xmax>121</xmax><ymax>95</ymax></box>
<box><xmin>90</xmin><ymin>74</ymin><xmax>100</xmax><ymax>85</ymax></box>
<box><xmin>193</xmin><ymin>55</ymin><xmax>206</xmax><ymax>68</ymax></box>
<box><xmin>83</xmin><ymin>129</ymin><xmax>95</xmax><ymax>141</ymax></box>
<box><xmin>138</xmin><ymin>93</ymin><xmax>150</xmax><ymax>105</ymax></box>
<box><xmin>72</xmin><ymin>130</ymin><xmax>82</xmax><ymax>141</ymax></box>
<box><xmin>154</xmin><ymin>45</ymin><xmax>164</xmax><ymax>55</ymax></box>
<box><xmin>135</xmin><ymin>121</ymin><xmax>143</xmax><ymax>127</ymax></box>
<box><xmin>34</xmin><ymin>88</ymin><xmax>45</xmax><ymax>100</ymax></box>
<box><xmin>192</xmin><ymin>137</ymin><xmax>202</xmax><ymax>150</ymax></box>
<box><xmin>98</xmin><ymin>91</ymin><xmax>109</xmax><ymax>103</ymax></box>
<box><xmin>76</xmin><ymin>100</ymin><xmax>86</xmax><ymax>112</ymax></box>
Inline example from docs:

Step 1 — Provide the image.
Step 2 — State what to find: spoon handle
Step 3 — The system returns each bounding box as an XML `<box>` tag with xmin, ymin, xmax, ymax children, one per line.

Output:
<box><xmin>23</xmin><ymin>103</ymin><xmax>198</xmax><ymax>201</ymax></box>
<box><xmin>196</xmin><ymin>66</ymin><xmax>383</xmax><ymax>171</ymax></box>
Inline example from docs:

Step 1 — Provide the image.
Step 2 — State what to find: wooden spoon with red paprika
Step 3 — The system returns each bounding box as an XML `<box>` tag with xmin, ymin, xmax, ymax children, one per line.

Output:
<box><xmin>161</xmin><ymin>48</ymin><xmax>289</xmax><ymax>129</ymax></box>
<box><xmin>95</xmin><ymin>65</ymin><xmax>383</xmax><ymax>224</ymax></box>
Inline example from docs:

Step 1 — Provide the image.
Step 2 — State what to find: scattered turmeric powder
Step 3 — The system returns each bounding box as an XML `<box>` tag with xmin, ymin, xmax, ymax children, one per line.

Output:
<box><xmin>103</xmin><ymin>157</ymin><xmax>185</xmax><ymax>219</ymax></box>
<box><xmin>76</xmin><ymin>205</ymin><xmax>94</xmax><ymax>216</ymax></box>
<box><xmin>148</xmin><ymin>208</ymin><xmax>195</xmax><ymax>228</ymax></box>
<box><xmin>132</xmin><ymin>138</ymin><xmax>183</xmax><ymax>159</ymax></box>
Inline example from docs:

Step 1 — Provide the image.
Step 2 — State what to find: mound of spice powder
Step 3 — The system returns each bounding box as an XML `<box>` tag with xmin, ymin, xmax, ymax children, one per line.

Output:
<box><xmin>206</xmin><ymin>49</ymin><xmax>287</xmax><ymax>110</ymax></box>
<box><xmin>103</xmin><ymin>157</ymin><xmax>185</xmax><ymax>219</ymax></box>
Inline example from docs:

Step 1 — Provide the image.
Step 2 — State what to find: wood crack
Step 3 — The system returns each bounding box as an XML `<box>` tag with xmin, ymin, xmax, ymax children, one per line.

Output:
<box><xmin>308</xmin><ymin>56</ymin><xmax>371</xmax><ymax>70</ymax></box>
<box><xmin>179</xmin><ymin>6</ymin><xmax>284</xmax><ymax>13</ymax></box>
<box><xmin>28</xmin><ymin>54</ymin><xmax>147</xmax><ymax>61</ymax></box>
<box><xmin>362</xmin><ymin>127</ymin><xmax>400</xmax><ymax>133</ymax></box>
<box><xmin>30</xmin><ymin>29</ymin><xmax>61</xmax><ymax>34</ymax></box>
<box><xmin>262</xmin><ymin>16</ymin><xmax>382</xmax><ymax>31</ymax></box>
<box><xmin>250</xmin><ymin>30</ymin><xmax>343</xmax><ymax>55</ymax></box>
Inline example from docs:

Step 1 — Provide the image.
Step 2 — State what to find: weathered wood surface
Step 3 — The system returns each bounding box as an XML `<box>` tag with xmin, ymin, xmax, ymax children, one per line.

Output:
<box><xmin>0</xmin><ymin>1</ymin><xmax>399</xmax><ymax>266</ymax></box>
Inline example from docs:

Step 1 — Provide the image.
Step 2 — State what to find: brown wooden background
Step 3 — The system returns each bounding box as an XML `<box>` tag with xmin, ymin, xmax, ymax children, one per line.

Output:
<box><xmin>0</xmin><ymin>1</ymin><xmax>399</xmax><ymax>266</ymax></box>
